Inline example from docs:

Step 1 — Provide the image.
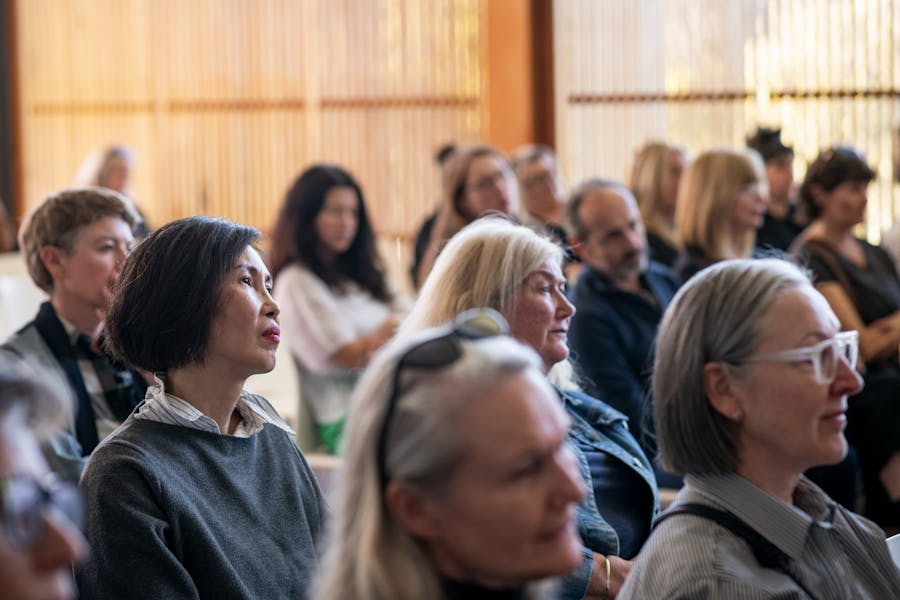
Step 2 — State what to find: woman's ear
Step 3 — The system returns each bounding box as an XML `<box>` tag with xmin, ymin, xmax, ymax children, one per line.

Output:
<box><xmin>39</xmin><ymin>245</ymin><xmax>66</xmax><ymax>281</ymax></box>
<box><xmin>702</xmin><ymin>361</ymin><xmax>745</xmax><ymax>422</ymax></box>
<box><xmin>383</xmin><ymin>481</ymin><xmax>442</xmax><ymax>542</ymax></box>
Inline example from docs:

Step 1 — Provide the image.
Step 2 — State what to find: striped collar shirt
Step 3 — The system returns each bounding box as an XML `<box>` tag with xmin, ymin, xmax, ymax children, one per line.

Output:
<box><xmin>620</xmin><ymin>473</ymin><xmax>900</xmax><ymax>599</ymax></box>
<box><xmin>133</xmin><ymin>374</ymin><xmax>294</xmax><ymax>438</ymax></box>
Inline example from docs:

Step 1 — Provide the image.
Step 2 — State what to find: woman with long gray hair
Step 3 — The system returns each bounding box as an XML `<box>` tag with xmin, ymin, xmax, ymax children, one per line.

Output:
<box><xmin>314</xmin><ymin>310</ymin><xmax>585</xmax><ymax>600</ymax></box>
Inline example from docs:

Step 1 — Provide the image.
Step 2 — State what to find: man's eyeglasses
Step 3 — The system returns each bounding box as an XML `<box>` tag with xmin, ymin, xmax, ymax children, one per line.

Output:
<box><xmin>375</xmin><ymin>309</ymin><xmax>508</xmax><ymax>490</ymax></box>
<box><xmin>742</xmin><ymin>330</ymin><xmax>859</xmax><ymax>385</ymax></box>
<box><xmin>1</xmin><ymin>473</ymin><xmax>83</xmax><ymax>550</ymax></box>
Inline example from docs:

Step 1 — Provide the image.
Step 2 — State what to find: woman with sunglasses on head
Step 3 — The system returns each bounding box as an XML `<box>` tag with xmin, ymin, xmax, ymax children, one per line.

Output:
<box><xmin>270</xmin><ymin>164</ymin><xmax>409</xmax><ymax>454</ymax></box>
<box><xmin>315</xmin><ymin>310</ymin><xmax>586</xmax><ymax>600</ymax></box>
<box><xmin>399</xmin><ymin>217</ymin><xmax>659</xmax><ymax>600</ymax></box>
<box><xmin>791</xmin><ymin>147</ymin><xmax>900</xmax><ymax>528</ymax></box>
<box><xmin>77</xmin><ymin>217</ymin><xmax>327</xmax><ymax>600</ymax></box>
<box><xmin>0</xmin><ymin>359</ymin><xmax>88</xmax><ymax>600</ymax></box>
<box><xmin>619</xmin><ymin>258</ymin><xmax>900</xmax><ymax>598</ymax></box>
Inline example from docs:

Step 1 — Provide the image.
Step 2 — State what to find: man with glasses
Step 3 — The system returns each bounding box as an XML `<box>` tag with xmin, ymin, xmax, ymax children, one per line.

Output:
<box><xmin>0</xmin><ymin>360</ymin><xmax>87</xmax><ymax>600</ymax></box>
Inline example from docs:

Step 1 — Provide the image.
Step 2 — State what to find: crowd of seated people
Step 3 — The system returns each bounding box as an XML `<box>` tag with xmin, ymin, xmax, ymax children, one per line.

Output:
<box><xmin>2</xmin><ymin>133</ymin><xmax>900</xmax><ymax>599</ymax></box>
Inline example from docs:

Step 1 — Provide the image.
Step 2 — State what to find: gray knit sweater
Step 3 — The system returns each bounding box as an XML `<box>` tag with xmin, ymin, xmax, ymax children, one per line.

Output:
<box><xmin>76</xmin><ymin>417</ymin><xmax>327</xmax><ymax>600</ymax></box>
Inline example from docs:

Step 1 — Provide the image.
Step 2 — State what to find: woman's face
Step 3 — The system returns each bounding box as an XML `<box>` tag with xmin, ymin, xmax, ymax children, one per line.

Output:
<box><xmin>204</xmin><ymin>246</ymin><xmax>280</xmax><ymax>379</ymax></box>
<box><xmin>48</xmin><ymin>216</ymin><xmax>134</xmax><ymax>317</ymax></box>
<box><xmin>818</xmin><ymin>180</ymin><xmax>868</xmax><ymax>229</ymax></box>
<box><xmin>660</xmin><ymin>151</ymin><xmax>685</xmax><ymax>217</ymax></box>
<box><xmin>730</xmin><ymin>181</ymin><xmax>767</xmax><ymax>232</ymax></box>
<box><xmin>460</xmin><ymin>155</ymin><xmax>516</xmax><ymax>220</ymax></box>
<box><xmin>0</xmin><ymin>409</ymin><xmax>88</xmax><ymax>600</ymax></box>
<box><xmin>417</xmin><ymin>368</ymin><xmax>584</xmax><ymax>587</ymax></box>
<box><xmin>723</xmin><ymin>286</ymin><xmax>862</xmax><ymax>478</ymax></box>
<box><xmin>314</xmin><ymin>186</ymin><xmax>360</xmax><ymax>257</ymax></box>
<box><xmin>506</xmin><ymin>259</ymin><xmax>575</xmax><ymax>374</ymax></box>
<box><xmin>99</xmin><ymin>157</ymin><xmax>130</xmax><ymax>194</ymax></box>
<box><xmin>765</xmin><ymin>155</ymin><xmax>793</xmax><ymax>203</ymax></box>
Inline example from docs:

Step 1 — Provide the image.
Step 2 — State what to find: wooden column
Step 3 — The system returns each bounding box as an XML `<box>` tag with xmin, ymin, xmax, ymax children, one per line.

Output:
<box><xmin>485</xmin><ymin>0</ymin><xmax>555</xmax><ymax>153</ymax></box>
<box><xmin>0</xmin><ymin>0</ymin><xmax>19</xmax><ymax>218</ymax></box>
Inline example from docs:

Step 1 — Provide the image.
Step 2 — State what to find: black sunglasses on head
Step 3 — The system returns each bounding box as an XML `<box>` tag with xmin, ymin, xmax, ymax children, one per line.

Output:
<box><xmin>375</xmin><ymin>308</ymin><xmax>508</xmax><ymax>490</ymax></box>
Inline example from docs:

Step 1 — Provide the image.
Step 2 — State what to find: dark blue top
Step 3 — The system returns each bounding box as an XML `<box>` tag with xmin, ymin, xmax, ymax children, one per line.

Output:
<box><xmin>568</xmin><ymin>262</ymin><xmax>680</xmax><ymax>450</ymax></box>
<box><xmin>580</xmin><ymin>447</ymin><xmax>652</xmax><ymax>559</ymax></box>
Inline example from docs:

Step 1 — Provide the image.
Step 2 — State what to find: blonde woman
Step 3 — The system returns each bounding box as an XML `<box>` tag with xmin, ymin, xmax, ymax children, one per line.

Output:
<box><xmin>674</xmin><ymin>149</ymin><xmax>765</xmax><ymax>281</ymax></box>
<box><xmin>629</xmin><ymin>142</ymin><xmax>686</xmax><ymax>267</ymax></box>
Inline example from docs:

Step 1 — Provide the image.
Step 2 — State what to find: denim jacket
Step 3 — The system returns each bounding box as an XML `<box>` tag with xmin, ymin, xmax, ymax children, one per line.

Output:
<box><xmin>558</xmin><ymin>389</ymin><xmax>660</xmax><ymax>600</ymax></box>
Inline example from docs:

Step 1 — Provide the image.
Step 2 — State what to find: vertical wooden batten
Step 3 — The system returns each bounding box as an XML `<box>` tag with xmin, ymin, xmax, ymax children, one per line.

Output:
<box><xmin>484</xmin><ymin>0</ymin><xmax>534</xmax><ymax>153</ymax></box>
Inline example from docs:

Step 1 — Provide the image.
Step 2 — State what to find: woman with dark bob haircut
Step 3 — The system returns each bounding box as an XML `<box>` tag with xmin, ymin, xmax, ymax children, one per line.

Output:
<box><xmin>76</xmin><ymin>216</ymin><xmax>327</xmax><ymax>600</ymax></box>
<box><xmin>790</xmin><ymin>147</ymin><xmax>900</xmax><ymax>527</ymax></box>
<box><xmin>620</xmin><ymin>258</ymin><xmax>900</xmax><ymax>598</ymax></box>
<box><xmin>270</xmin><ymin>165</ymin><xmax>408</xmax><ymax>453</ymax></box>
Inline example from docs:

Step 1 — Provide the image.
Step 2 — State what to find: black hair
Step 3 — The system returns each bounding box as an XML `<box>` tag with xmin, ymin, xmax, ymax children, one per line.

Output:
<box><xmin>746</xmin><ymin>127</ymin><xmax>793</xmax><ymax>163</ymax></box>
<box><xmin>105</xmin><ymin>216</ymin><xmax>260</xmax><ymax>372</ymax></box>
<box><xmin>799</xmin><ymin>146</ymin><xmax>877</xmax><ymax>220</ymax></box>
<box><xmin>434</xmin><ymin>143</ymin><xmax>458</xmax><ymax>166</ymax></box>
<box><xmin>269</xmin><ymin>164</ymin><xmax>391</xmax><ymax>302</ymax></box>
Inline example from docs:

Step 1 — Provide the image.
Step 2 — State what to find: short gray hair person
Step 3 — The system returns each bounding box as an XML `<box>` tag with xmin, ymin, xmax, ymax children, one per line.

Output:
<box><xmin>314</xmin><ymin>324</ymin><xmax>544</xmax><ymax>600</ymax></box>
<box><xmin>653</xmin><ymin>258</ymin><xmax>811</xmax><ymax>475</ymax></box>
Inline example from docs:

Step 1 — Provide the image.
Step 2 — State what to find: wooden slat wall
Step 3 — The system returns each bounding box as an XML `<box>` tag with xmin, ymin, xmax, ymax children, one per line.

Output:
<box><xmin>14</xmin><ymin>0</ymin><xmax>485</xmax><ymax>258</ymax></box>
<box><xmin>555</xmin><ymin>0</ymin><xmax>900</xmax><ymax>241</ymax></box>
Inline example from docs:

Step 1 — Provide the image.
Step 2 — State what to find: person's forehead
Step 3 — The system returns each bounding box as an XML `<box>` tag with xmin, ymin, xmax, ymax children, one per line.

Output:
<box><xmin>581</xmin><ymin>187</ymin><xmax>637</xmax><ymax>225</ymax></box>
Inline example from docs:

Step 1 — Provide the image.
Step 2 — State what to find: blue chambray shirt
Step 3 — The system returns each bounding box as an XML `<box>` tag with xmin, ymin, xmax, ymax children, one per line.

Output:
<box><xmin>557</xmin><ymin>389</ymin><xmax>660</xmax><ymax>600</ymax></box>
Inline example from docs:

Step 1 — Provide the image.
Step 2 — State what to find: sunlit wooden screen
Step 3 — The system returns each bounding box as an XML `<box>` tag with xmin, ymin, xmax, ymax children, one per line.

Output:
<box><xmin>14</xmin><ymin>0</ymin><xmax>486</xmax><ymax>260</ymax></box>
<box><xmin>554</xmin><ymin>0</ymin><xmax>900</xmax><ymax>241</ymax></box>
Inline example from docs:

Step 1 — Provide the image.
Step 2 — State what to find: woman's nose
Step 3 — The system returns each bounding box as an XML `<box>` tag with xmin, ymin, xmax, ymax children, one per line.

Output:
<box><xmin>832</xmin><ymin>354</ymin><xmax>863</xmax><ymax>396</ymax></box>
<box><xmin>552</xmin><ymin>447</ymin><xmax>586</xmax><ymax>508</ymax></box>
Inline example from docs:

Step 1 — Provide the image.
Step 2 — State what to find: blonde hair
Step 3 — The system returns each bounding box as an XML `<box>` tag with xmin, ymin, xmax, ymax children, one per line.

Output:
<box><xmin>676</xmin><ymin>148</ymin><xmax>759</xmax><ymax>261</ymax></box>
<box><xmin>400</xmin><ymin>217</ymin><xmax>577</xmax><ymax>389</ymax></box>
<box><xmin>630</xmin><ymin>142</ymin><xmax>684</xmax><ymax>248</ymax></box>
<box><xmin>314</xmin><ymin>331</ymin><xmax>544</xmax><ymax>600</ymax></box>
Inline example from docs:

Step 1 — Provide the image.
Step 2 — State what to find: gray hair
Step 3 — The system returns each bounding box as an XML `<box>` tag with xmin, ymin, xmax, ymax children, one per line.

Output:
<box><xmin>314</xmin><ymin>330</ymin><xmax>543</xmax><ymax>600</ymax></box>
<box><xmin>653</xmin><ymin>258</ymin><xmax>811</xmax><ymax>475</ymax></box>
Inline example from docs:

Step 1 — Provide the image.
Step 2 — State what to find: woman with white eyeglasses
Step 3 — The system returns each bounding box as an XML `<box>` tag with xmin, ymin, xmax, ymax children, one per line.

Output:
<box><xmin>620</xmin><ymin>258</ymin><xmax>900</xmax><ymax>599</ymax></box>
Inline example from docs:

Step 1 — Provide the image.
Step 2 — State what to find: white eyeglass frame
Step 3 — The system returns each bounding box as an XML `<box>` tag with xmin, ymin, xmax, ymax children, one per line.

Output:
<box><xmin>742</xmin><ymin>330</ymin><xmax>859</xmax><ymax>385</ymax></box>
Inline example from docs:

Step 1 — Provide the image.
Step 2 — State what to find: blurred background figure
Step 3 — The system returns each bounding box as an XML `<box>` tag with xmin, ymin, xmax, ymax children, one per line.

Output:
<box><xmin>511</xmin><ymin>144</ymin><xmax>580</xmax><ymax>280</ymax></box>
<box><xmin>792</xmin><ymin>146</ymin><xmax>900</xmax><ymax>528</ymax></box>
<box><xmin>410</xmin><ymin>143</ymin><xmax>458</xmax><ymax>290</ymax></box>
<box><xmin>1</xmin><ymin>188</ymin><xmax>145</xmax><ymax>480</ymax></box>
<box><xmin>621</xmin><ymin>259</ymin><xmax>900</xmax><ymax>598</ymax></box>
<box><xmin>0</xmin><ymin>359</ymin><xmax>88</xmax><ymax>600</ymax></box>
<box><xmin>0</xmin><ymin>200</ymin><xmax>16</xmax><ymax>252</ymax></box>
<box><xmin>747</xmin><ymin>126</ymin><xmax>804</xmax><ymax>251</ymax></box>
<box><xmin>566</xmin><ymin>179</ymin><xmax>682</xmax><ymax>488</ymax></box>
<box><xmin>74</xmin><ymin>145</ymin><xmax>149</xmax><ymax>237</ymax></box>
<box><xmin>415</xmin><ymin>144</ymin><xmax>519</xmax><ymax>285</ymax></box>
<box><xmin>674</xmin><ymin>148</ymin><xmax>765</xmax><ymax>281</ymax></box>
<box><xmin>629</xmin><ymin>142</ymin><xmax>686</xmax><ymax>268</ymax></box>
<box><xmin>270</xmin><ymin>165</ymin><xmax>409</xmax><ymax>454</ymax></box>
<box><xmin>315</xmin><ymin>311</ymin><xmax>585</xmax><ymax>600</ymax></box>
